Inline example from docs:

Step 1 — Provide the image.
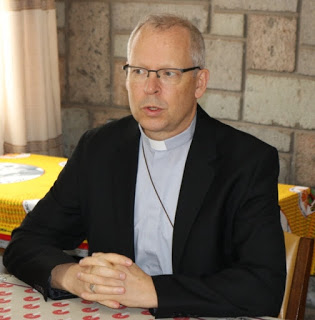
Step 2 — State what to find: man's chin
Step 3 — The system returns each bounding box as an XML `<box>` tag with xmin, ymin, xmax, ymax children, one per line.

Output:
<box><xmin>140</xmin><ymin>124</ymin><xmax>168</xmax><ymax>141</ymax></box>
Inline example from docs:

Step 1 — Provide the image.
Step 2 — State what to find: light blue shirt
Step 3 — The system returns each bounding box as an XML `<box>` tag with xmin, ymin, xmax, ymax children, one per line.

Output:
<box><xmin>134</xmin><ymin>116</ymin><xmax>196</xmax><ymax>276</ymax></box>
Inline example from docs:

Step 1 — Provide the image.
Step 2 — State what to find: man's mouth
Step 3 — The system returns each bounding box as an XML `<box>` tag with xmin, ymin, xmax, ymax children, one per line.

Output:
<box><xmin>142</xmin><ymin>106</ymin><xmax>163</xmax><ymax>116</ymax></box>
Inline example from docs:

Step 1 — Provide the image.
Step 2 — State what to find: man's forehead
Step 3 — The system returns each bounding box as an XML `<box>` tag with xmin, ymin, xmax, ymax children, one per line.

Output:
<box><xmin>128</xmin><ymin>25</ymin><xmax>193</xmax><ymax>67</ymax></box>
<box><xmin>135</xmin><ymin>24</ymin><xmax>190</xmax><ymax>41</ymax></box>
<box><xmin>130</xmin><ymin>26</ymin><xmax>191</xmax><ymax>56</ymax></box>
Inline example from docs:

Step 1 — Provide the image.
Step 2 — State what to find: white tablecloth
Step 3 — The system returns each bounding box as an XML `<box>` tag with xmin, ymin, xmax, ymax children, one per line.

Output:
<box><xmin>0</xmin><ymin>273</ymin><xmax>280</xmax><ymax>320</ymax></box>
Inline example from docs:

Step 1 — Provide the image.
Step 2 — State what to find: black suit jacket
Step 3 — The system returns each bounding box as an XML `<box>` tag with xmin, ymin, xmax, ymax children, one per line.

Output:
<box><xmin>3</xmin><ymin>106</ymin><xmax>286</xmax><ymax>318</ymax></box>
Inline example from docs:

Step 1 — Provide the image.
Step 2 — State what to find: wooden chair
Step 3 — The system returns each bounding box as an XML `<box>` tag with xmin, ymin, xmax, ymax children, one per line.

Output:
<box><xmin>279</xmin><ymin>232</ymin><xmax>314</xmax><ymax>320</ymax></box>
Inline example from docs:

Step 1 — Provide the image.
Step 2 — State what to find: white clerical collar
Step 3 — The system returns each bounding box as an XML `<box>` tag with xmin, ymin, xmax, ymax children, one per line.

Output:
<box><xmin>139</xmin><ymin>114</ymin><xmax>196</xmax><ymax>151</ymax></box>
<box><xmin>147</xmin><ymin>139</ymin><xmax>167</xmax><ymax>151</ymax></box>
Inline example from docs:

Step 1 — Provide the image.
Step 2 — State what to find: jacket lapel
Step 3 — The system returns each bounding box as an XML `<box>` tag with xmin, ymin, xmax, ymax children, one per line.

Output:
<box><xmin>172</xmin><ymin>107</ymin><xmax>217</xmax><ymax>272</ymax></box>
<box><xmin>112</xmin><ymin>117</ymin><xmax>140</xmax><ymax>260</ymax></box>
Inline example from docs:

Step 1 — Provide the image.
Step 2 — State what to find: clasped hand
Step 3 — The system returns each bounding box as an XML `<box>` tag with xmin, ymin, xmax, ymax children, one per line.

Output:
<box><xmin>76</xmin><ymin>252</ymin><xmax>158</xmax><ymax>309</ymax></box>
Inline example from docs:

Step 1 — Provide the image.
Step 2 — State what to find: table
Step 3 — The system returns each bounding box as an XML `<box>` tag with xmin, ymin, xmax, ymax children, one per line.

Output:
<box><xmin>0</xmin><ymin>153</ymin><xmax>88</xmax><ymax>257</ymax></box>
<box><xmin>278</xmin><ymin>183</ymin><xmax>315</xmax><ymax>274</ymax></box>
<box><xmin>0</xmin><ymin>273</ymin><xmax>279</xmax><ymax>320</ymax></box>
<box><xmin>1</xmin><ymin>154</ymin><xmax>315</xmax><ymax>273</ymax></box>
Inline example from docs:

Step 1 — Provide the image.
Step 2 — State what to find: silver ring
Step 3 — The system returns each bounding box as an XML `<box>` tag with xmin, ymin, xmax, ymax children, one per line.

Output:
<box><xmin>89</xmin><ymin>283</ymin><xmax>96</xmax><ymax>293</ymax></box>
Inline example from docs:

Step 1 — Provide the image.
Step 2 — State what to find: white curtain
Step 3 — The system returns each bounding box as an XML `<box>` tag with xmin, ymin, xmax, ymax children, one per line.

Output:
<box><xmin>0</xmin><ymin>0</ymin><xmax>62</xmax><ymax>156</ymax></box>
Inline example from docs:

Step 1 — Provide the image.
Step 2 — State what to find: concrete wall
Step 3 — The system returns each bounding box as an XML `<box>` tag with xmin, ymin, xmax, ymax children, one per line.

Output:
<box><xmin>56</xmin><ymin>0</ymin><xmax>315</xmax><ymax>188</ymax></box>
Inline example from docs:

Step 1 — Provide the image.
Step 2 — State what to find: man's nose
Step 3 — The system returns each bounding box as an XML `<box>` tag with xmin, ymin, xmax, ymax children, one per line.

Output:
<box><xmin>144</xmin><ymin>72</ymin><xmax>160</xmax><ymax>94</ymax></box>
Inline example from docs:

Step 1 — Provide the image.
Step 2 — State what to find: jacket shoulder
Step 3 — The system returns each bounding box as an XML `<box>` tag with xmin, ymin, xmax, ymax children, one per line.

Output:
<box><xmin>68</xmin><ymin>115</ymin><xmax>139</xmax><ymax>161</ymax></box>
<box><xmin>197</xmin><ymin>106</ymin><xmax>277</xmax><ymax>154</ymax></box>
<box><xmin>85</xmin><ymin>115</ymin><xmax>137</xmax><ymax>139</ymax></box>
<box><xmin>80</xmin><ymin>115</ymin><xmax>138</xmax><ymax>146</ymax></box>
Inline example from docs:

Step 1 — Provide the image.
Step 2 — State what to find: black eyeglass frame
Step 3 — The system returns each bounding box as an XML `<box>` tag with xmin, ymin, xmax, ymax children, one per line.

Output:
<box><xmin>122</xmin><ymin>64</ymin><xmax>201</xmax><ymax>78</ymax></box>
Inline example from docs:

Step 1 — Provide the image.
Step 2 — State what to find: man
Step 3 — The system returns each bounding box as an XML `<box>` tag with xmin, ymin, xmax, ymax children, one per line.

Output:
<box><xmin>3</xmin><ymin>14</ymin><xmax>286</xmax><ymax>318</ymax></box>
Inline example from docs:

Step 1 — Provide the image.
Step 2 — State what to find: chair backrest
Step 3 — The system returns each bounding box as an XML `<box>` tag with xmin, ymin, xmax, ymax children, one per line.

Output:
<box><xmin>279</xmin><ymin>232</ymin><xmax>314</xmax><ymax>320</ymax></box>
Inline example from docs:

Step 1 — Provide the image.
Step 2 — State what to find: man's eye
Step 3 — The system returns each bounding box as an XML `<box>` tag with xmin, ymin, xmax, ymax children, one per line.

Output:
<box><xmin>162</xmin><ymin>70</ymin><xmax>178</xmax><ymax>77</ymax></box>
<box><xmin>132</xmin><ymin>68</ymin><xmax>146</xmax><ymax>75</ymax></box>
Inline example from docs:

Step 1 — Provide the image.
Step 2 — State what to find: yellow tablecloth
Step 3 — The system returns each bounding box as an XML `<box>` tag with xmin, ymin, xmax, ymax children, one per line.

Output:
<box><xmin>279</xmin><ymin>183</ymin><xmax>315</xmax><ymax>274</ymax></box>
<box><xmin>0</xmin><ymin>153</ymin><xmax>88</xmax><ymax>255</ymax></box>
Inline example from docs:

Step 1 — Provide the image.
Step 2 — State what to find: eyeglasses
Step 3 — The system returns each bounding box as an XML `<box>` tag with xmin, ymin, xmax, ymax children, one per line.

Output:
<box><xmin>123</xmin><ymin>64</ymin><xmax>201</xmax><ymax>85</ymax></box>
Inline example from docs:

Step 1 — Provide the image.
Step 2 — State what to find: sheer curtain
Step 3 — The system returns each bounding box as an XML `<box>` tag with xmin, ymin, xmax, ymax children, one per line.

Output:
<box><xmin>0</xmin><ymin>0</ymin><xmax>62</xmax><ymax>156</ymax></box>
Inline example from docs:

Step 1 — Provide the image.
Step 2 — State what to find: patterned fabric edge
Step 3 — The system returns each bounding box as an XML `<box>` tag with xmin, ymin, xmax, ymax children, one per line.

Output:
<box><xmin>3</xmin><ymin>135</ymin><xmax>63</xmax><ymax>156</ymax></box>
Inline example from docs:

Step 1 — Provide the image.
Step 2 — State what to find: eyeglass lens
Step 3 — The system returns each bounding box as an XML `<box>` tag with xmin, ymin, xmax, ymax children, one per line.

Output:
<box><xmin>128</xmin><ymin>67</ymin><xmax>183</xmax><ymax>84</ymax></box>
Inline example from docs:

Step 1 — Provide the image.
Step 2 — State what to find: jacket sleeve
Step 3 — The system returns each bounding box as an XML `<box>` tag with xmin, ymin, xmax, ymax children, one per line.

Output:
<box><xmin>151</xmin><ymin>147</ymin><xmax>286</xmax><ymax>319</ymax></box>
<box><xmin>3</xmin><ymin>132</ymin><xmax>89</xmax><ymax>300</ymax></box>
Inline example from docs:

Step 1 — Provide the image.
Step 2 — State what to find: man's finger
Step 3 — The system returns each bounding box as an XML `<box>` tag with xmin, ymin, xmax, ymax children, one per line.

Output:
<box><xmin>77</xmin><ymin>269</ymin><xmax>125</xmax><ymax>285</ymax></box>
<box><xmin>91</xmin><ymin>252</ymin><xmax>133</xmax><ymax>266</ymax></box>
<box><xmin>81</xmin><ymin>286</ymin><xmax>125</xmax><ymax>308</ymax></box>
<box><xmin>80</xmin><ymin>293</ymin><xmax>121</xmax><ymax>309</ymax></box>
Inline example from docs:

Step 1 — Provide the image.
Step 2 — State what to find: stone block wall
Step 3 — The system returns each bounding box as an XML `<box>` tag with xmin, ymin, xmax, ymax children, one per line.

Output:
<box><xmin>56</xmin><ymin>0</ymin><xmax>315</xmax><ymax>189</ymax></box>
<box><xmin>56</xmin><ymin>1</ymin><xmax>315</xmax><ymax>317</ymax></box>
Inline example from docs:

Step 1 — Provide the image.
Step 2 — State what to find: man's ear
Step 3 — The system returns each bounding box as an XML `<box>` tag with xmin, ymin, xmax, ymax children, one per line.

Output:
<box><xmin>195</xmin><ymin>69</ymin><xmax>210</xmax><ymax>99</ymax></box>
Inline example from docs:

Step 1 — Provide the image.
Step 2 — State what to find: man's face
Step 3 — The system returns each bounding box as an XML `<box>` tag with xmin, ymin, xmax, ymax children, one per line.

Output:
<box><xmin>126</xmin><ymin>26</ymin><xmax>208</xmax><ymax>140</ymax></box>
